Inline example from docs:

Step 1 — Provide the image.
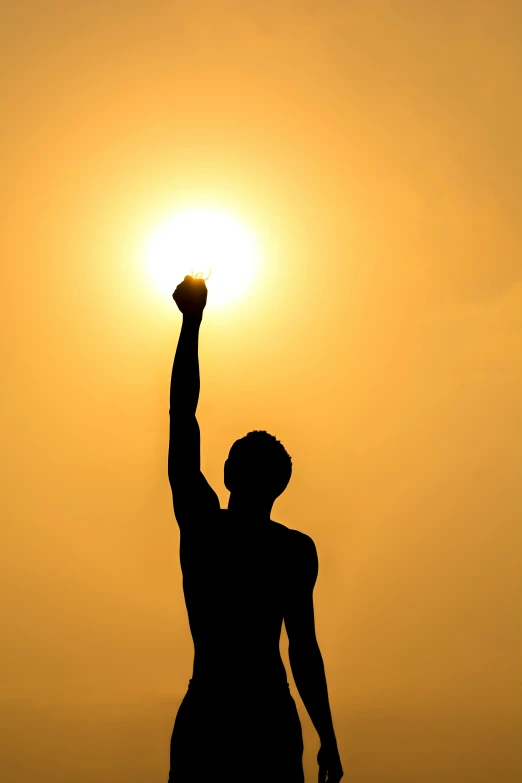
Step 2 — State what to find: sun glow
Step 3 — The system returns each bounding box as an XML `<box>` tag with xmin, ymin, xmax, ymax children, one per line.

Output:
<box><xmin>143</xmin><ymin>205</ymin><xmax>261</xmax><ymax>307</ymax></box>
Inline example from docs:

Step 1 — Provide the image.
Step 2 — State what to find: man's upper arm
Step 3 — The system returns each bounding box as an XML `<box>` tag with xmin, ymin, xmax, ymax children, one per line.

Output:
<box><xmin>284</xmin><ymin>533</ymin><xmax>319</xmax><ymax>648</ymax></box>
<box><xmin>168</xmin><ymin>414</ymin><xmax>220</xmax><ymax>528</ymax></box>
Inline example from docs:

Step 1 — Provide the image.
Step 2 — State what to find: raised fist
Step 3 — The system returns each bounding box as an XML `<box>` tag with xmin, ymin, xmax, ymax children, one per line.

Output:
<box><xmin>172</xmin><ymin>275</ymin><xmax>208</xmax><ymax>317</ymax></box>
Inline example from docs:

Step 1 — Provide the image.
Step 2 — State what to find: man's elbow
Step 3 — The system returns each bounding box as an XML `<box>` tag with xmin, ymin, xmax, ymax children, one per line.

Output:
<box><xmin>169</xmin><ymin>398</ymin><xmax>198</xmax><ymax>418</ymax></box>
<box><xmin>168</xmin><ymin>464</ymin><xmax>184</xmax><ymax>489</ymax></box>
<box><xmin>168</xmin><ymin>457</ymin><xmax>182</xmax><ymax>488</ymax></box>
<box><xmin>288</xmin><ymin>638</ymin><xmax>322</xmax><ymax>662</ymax></box>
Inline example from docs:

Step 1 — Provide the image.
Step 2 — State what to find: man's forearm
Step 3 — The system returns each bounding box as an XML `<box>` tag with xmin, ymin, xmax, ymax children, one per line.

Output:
<box><xmin>289</xmin><ymin>642</ymin><xmax>338</xmax><ymax>746</ymax></box>
<box><xmin>170</xmin><ymin>314</ymin><xmax>202</xmax><ymax>416</ymax></box>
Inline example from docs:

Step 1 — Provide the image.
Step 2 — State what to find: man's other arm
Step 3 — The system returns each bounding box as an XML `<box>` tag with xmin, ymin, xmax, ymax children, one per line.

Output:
<box><xmin>285</xmin><ymin>533</ymin><xmax>343</xmax><ymax>782</ymax></box>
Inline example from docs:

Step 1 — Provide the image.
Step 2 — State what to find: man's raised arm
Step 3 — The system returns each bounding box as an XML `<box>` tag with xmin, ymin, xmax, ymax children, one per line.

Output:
<box><xmin>168</xmin><ymin>276</ymin><xmax>219</xmax><ymax>526</ymax></box>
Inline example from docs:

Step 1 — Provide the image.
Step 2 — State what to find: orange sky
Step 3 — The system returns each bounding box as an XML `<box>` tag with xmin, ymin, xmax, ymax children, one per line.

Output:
<box><xmin>2</xmin><ymin>1</ymin><xmax>521</xmax><ymax>781</ymax></box>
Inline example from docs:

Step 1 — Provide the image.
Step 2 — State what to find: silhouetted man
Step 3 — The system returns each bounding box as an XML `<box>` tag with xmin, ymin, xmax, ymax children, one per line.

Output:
<box><xmin>167</xmin><ymin>275</ymin><xmax>343</xmax><ymax>783</ymax></box>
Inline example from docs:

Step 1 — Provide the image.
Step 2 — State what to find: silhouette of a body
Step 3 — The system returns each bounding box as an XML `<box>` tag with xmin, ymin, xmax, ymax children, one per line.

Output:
<box><xmin>166</xmin><ymin>276</ymin><xmax>343</xmax><ymax>783</ymax></box>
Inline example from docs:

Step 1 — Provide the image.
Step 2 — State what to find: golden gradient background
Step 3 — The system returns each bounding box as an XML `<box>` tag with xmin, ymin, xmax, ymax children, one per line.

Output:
<box><xmin>2</xmin><ymin>2</ymin><xmax>521</xmax><ymax>781</ymax></box>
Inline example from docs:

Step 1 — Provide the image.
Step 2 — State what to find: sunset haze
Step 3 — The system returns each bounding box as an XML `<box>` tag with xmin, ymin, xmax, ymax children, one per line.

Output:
<box><xmin>2</xmin><ymin>1</ymin><xmax>521</xmax><ymax>781</ymax></box>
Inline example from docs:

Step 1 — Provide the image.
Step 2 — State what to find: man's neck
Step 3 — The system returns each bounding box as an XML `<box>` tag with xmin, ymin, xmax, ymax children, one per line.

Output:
<box><xmin>226</xmin><ymin>497</ymin><xmax>273</xmax><ymax>524</ymax></box>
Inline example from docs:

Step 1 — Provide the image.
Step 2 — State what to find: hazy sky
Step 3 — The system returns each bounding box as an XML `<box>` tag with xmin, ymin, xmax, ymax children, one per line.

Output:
<box><xmin>2</xmin><ymin>1</ymin><xmax>521</xmax><ymax>781</ymax></box>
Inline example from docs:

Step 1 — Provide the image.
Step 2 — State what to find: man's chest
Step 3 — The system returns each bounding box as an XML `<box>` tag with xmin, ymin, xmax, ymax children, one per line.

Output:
<box><xmin>180</xmin><ymin>529</ymin><xmax>289</xmax><ymax>597</ymax></box>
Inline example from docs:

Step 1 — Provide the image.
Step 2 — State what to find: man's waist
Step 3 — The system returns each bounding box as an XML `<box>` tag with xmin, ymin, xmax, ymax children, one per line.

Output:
<box><xmin>188</xmin><ymin>674</ymin><xmax>290</xmax><ymax>695</ymax></box>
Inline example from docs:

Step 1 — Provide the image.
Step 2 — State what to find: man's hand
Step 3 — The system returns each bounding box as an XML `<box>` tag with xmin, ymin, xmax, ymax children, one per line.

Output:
<box><xmin>173</xmin><ymin>275</ymin><xmax>208</xmax><ymax>318</ymax></box>
<box><xmin>317</xmin><ymin>741</ymin><xmax>344</xmax><ymax>783</ymax></box>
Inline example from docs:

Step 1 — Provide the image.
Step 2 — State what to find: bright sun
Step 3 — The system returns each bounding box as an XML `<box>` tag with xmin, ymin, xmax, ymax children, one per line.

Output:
<box><xmin>143</xmin><ymin>205</ymin><xmax>261</xmax><ymax>307</ymax></box>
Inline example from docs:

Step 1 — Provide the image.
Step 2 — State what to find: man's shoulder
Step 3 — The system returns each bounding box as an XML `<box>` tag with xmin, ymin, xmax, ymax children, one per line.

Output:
<box><xmin>270</xmin><ymin>524</ymin><xmax>318</xmax><ymax>586</ymax></box>
<box><xmin>270</xmin><ymin>521</ymin><xmax>316</xmax><ymax>550</ymax></box>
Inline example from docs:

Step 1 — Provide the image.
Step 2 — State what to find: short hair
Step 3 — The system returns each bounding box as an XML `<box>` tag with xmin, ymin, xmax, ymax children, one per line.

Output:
<box><xmin>227</xmin><ymin>430</ymin><xmax>292</xmax><ymax>500</ymax></box>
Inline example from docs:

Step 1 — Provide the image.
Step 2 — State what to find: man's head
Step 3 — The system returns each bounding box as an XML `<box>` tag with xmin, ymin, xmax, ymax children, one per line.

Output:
<box><xmin>224</xmin><ymin>430</ymin><xmax>292</xmax><ymax>504</ymax></box>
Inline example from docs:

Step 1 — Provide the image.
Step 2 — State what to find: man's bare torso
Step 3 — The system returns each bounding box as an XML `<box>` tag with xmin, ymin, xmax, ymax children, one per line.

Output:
<box><xmin>180</xmin><ymin>509</ymin><xmax>303</xmax><ymax>688</ymax></box>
